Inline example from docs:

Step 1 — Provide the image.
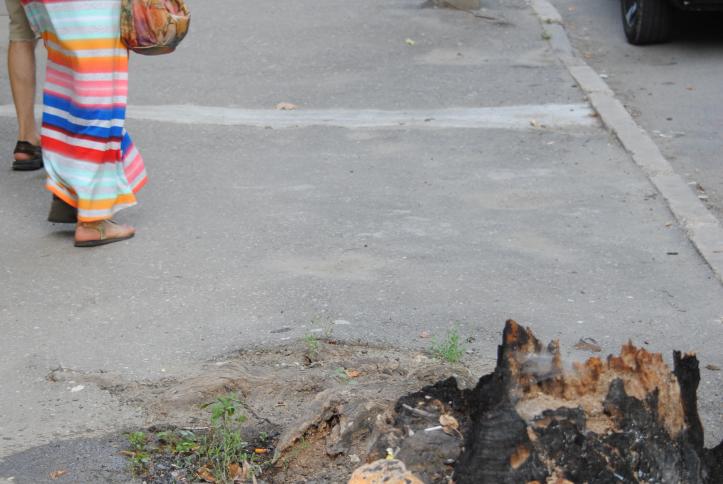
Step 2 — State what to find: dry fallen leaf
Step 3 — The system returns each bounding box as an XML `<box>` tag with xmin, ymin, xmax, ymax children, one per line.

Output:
<box><xmin>706</xmin><ymin>364</ymin><xmax>720</xmax><ymax>371</ymax></box>
<box><xmin>275</xmin><ymin>102</ymin><xmax>298</xmax><ymax>111</ymax></box>
<box><xmin>440</xmin><ymin>414</ymin><xmax>463</xmax><ymax>438</ymax></box>
<box><xmin>439</xmin><ymin>414</ymin><xmax>459</xmax><ymax>430</ymax></box>
<box><xmin>197</xmin><ymin>467</ymin><xmax>216</xmax><ymax>483</ymax></box>
<box><xmin>574</xmin><ymin>337</ymin><xmax>602</xmax><ymax>353</ymax></box>
<box><xmin>345</xmin><ymin>369</ymin><xmax>362</xmax><ymax>378</ymax></box>
<box><xmin>49</xmin><ymin>469</ymin><xmax>68</xmax><ymax>480</ymax></box>
<box><xmin>419</xmin><ymin>331</ymin><xmax>431</xmax><ymax>339</ymax></box>
<box><xmin>228</xmin><ymin>463</ymin><xmax>242</xmax><ymax>480</ymax></box>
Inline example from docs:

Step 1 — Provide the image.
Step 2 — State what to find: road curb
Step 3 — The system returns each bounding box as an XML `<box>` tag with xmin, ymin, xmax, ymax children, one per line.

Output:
<box><xmin>530</xmin><ymin>0</ymin><xmax>723</xmax><ymax>284</ymax></box>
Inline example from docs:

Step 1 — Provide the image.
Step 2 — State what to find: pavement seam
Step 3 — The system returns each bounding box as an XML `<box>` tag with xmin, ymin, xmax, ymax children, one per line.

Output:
<box><xmin>529</xmin><ymin>0</ymin><xmax>723</xmax><ymax>284</ymax></box>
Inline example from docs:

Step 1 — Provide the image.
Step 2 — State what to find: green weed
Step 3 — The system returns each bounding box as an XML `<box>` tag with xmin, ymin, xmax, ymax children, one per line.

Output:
<box><xmin>431</xmin><ymin>327</ymin><xmax>465</xmax><ymax>363</ymax></box>
<box><xmin>123</xmin><ymin>395</ymin><xmax>268</xmax><ymax>482</ymax></box>
<box><xmin>200</xmin><ymin>394</ymin><xmax>252</xmax><ymax>483</ymax></box>
<box><xmin>304</xmin><ymin>333</ymin><xmax>320</xmax><ymax>359</ymax></box>
<box><xmin>156</xmin><ymin>429</ymin><xmax>198</xmax><ymax>454</ymax></box>
<box><xmin>126</xmin><ymin>432</ymin><xmax>150</xmax><ymax>476</ymax></box>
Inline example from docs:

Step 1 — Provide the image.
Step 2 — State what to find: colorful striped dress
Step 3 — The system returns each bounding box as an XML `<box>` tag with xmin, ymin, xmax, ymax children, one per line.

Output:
<box><xmin>21</xmin><ymin>0</ymin><xmax>146</xmax><ymax>222</ymax></box>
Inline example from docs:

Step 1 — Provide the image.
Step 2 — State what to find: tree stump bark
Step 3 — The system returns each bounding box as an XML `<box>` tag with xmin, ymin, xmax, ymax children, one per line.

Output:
<box><xmin>360</xmin><ymin>320</ymin><xmax>722</xmax><ymax>483</ymax></box>
<box><xmin>454</xmin><ymin>320</ymin><xmax>721</xmax><ymax>483</ymax></box>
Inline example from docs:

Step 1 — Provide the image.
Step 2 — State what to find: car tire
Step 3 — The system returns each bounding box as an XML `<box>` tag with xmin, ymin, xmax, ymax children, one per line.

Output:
<box><xmin>621</xmin><ymin>0</ymin><xmax>673</xmax><ymax>45</ymax></box>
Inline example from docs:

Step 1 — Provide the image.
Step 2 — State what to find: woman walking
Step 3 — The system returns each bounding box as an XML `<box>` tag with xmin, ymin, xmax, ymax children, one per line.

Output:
<box><xmin>21</xmin><ymin>0</ymin><xmax>146</xmax><ymax>246</ymax></box>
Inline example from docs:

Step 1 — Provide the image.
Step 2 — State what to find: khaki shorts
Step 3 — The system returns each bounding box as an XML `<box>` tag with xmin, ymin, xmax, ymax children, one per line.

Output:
<box><xmin>5</xmin><ymin>0</ymin><xmax>37</xmax><ymax>42</ymax></box>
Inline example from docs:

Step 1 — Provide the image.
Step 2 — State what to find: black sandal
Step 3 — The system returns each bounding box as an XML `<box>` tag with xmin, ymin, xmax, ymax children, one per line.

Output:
<box><xmin>12</xmin><ymin>141</ymin><xmax>43</xmax><ymax>171</ymax></box>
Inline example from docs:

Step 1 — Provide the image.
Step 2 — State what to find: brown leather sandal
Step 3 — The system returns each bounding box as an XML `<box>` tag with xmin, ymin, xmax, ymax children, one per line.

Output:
<box><xmin>74</xmin><ymin>220</ymin><xmax>134</xmax><ymax>248</ymax></box>
<box><xmin>12</xmin><ymin>141</ymin><xmax>43</xmax><ymax>171</ymax></box>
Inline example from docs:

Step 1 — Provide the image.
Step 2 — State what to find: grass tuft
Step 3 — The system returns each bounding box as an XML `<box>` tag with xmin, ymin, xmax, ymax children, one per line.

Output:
<box><xmin>431</xmin><ymin>326</ymin><xmax>465</xmax><ymax>363</ymax></box>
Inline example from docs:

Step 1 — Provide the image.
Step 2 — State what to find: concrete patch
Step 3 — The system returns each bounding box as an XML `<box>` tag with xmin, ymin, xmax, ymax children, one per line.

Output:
<box><xmin>0</xmin><ymin>103</ymin><xmax>599</xmax><ymax>131</ymax></box>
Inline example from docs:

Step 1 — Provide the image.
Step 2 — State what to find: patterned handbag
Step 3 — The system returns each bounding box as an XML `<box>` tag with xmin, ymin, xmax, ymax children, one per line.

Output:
<box><xmin>120</xmin><ymin>0</ymin><xmax>191</xmax><ymax>55</ymax></box>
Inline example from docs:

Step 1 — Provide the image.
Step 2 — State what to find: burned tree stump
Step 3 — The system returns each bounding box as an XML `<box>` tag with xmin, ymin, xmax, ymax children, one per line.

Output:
<box><xmin>455</xmin><ymin>320</ymin><xmax>721</xmax><ymax>483</ymax></box>
<box><xmin>362</xmin><ymin>320</ymin><xmax>721</xmax><ymax>483</ymax></box>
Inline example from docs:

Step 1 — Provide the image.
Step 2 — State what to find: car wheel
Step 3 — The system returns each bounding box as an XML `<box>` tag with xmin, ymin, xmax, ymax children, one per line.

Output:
<box><xmin>621</xmin><ymin>0</ymin><xmax>673</xmax><ymax>45</ymax></box>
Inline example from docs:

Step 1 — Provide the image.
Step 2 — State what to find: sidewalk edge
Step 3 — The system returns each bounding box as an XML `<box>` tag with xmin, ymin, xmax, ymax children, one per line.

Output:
<box><xmin>529</xmin><ymin>0</ymin><xmax>723</xmax><ymax>284</ymax></box>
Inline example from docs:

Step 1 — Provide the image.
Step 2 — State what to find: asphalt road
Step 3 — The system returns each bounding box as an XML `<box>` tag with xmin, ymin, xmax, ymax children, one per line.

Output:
<box><xmin>550</xmin><ymin>0</ymin><xmax>723</xmax><ymax>223</ymax></box>
<box><xmin>0</xmin><ymin>0</ymin><xmax>722</xmax><ymax>478</ymax></box>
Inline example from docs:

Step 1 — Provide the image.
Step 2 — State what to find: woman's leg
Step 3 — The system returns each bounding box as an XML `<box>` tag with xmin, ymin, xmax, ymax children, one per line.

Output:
<box><xmin>7</xmin><ymin>40</ymin><xmax>41</xmax><ymax>161</ymax></box>
<box><xmin>21</xmin><ymin>0</ymin><xmax>147</xmax><ymax>243</ymax></box>
<box><xmin>6</xmin><ymin>0</ymin><xmax>40</xmax><ymax>164</ymax></box>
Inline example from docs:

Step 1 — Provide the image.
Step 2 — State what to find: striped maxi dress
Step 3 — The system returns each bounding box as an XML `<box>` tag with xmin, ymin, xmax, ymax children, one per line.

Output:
<box><xmin>21</xmin><ymin>0</ymin><xmax>146</xmax><ymax>222</ymax></box>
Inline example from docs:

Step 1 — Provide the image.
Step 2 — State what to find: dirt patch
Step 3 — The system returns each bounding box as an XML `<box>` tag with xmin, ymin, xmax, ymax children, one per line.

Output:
<box><xmin>47</xmin><ymin>340</ymin><xmax>488</xmax><ymax>483</ymax></box>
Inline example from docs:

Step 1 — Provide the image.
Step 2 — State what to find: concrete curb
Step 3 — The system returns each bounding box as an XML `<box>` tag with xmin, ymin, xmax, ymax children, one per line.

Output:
<box><xmin>530</xmin><ymin>0</ymin><xmax>723</xmax><ymax>284</ymax></box>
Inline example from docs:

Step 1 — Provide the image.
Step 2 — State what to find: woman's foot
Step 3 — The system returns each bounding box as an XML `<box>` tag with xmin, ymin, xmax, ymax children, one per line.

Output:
<box><xmin>12</xmin><ymin>140</ymin><xmax>43</xmax><ymax>171</ymax></box>
<box><xmin>74</xmin><ymin>220</ymin><xmax>135</xmax><ymax>247</ymax></box>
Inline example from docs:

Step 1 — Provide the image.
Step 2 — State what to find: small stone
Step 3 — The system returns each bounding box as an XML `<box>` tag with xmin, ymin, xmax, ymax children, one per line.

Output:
<box><xmin>275</xmin><ymin>102</ymin><xmax>298</xmax><ymax>111</ymax></box>
<box><xmin>348</xmin><ymin>459</ymin><xmax>424</xmax><ymax>484</ymax></box>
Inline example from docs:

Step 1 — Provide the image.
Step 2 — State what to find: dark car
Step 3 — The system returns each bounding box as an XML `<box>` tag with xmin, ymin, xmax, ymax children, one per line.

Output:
<box><xmin>622</xmin><ymin>0</ymin><xmax>723</xmax><ymax>44</ymax></box>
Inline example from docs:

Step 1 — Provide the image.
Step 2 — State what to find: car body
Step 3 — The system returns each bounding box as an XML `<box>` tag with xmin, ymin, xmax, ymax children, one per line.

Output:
<box><xmin>670</xmin><ymin>0</ymin><xmax>723</xmax><ymax>9</ymax></box>
<box><xmin>622</xmin><ymin>0</ymin><xmax>723</xmax><ymax>44</ymax></box>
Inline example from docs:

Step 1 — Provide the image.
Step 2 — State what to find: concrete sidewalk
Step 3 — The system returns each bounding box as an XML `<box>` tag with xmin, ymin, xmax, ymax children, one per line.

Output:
<box><xmin>1</xmin><ymin>0</ymin><xmax>721</xmax><ymax>478</ymax></box>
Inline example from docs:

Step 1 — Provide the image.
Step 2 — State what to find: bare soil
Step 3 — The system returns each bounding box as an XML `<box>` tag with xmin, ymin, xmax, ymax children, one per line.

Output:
<box><xmin>47</xmin><ymin>339</ymin><xmax>490</xmax><ymax>483</ymax></box>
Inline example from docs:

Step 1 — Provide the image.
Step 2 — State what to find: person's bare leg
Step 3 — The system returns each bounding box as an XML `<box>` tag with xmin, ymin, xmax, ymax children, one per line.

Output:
<box><xmin>8</xmin><ymin>39</ymin><xmax>40</xmax><ymax>161</ymax></box>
